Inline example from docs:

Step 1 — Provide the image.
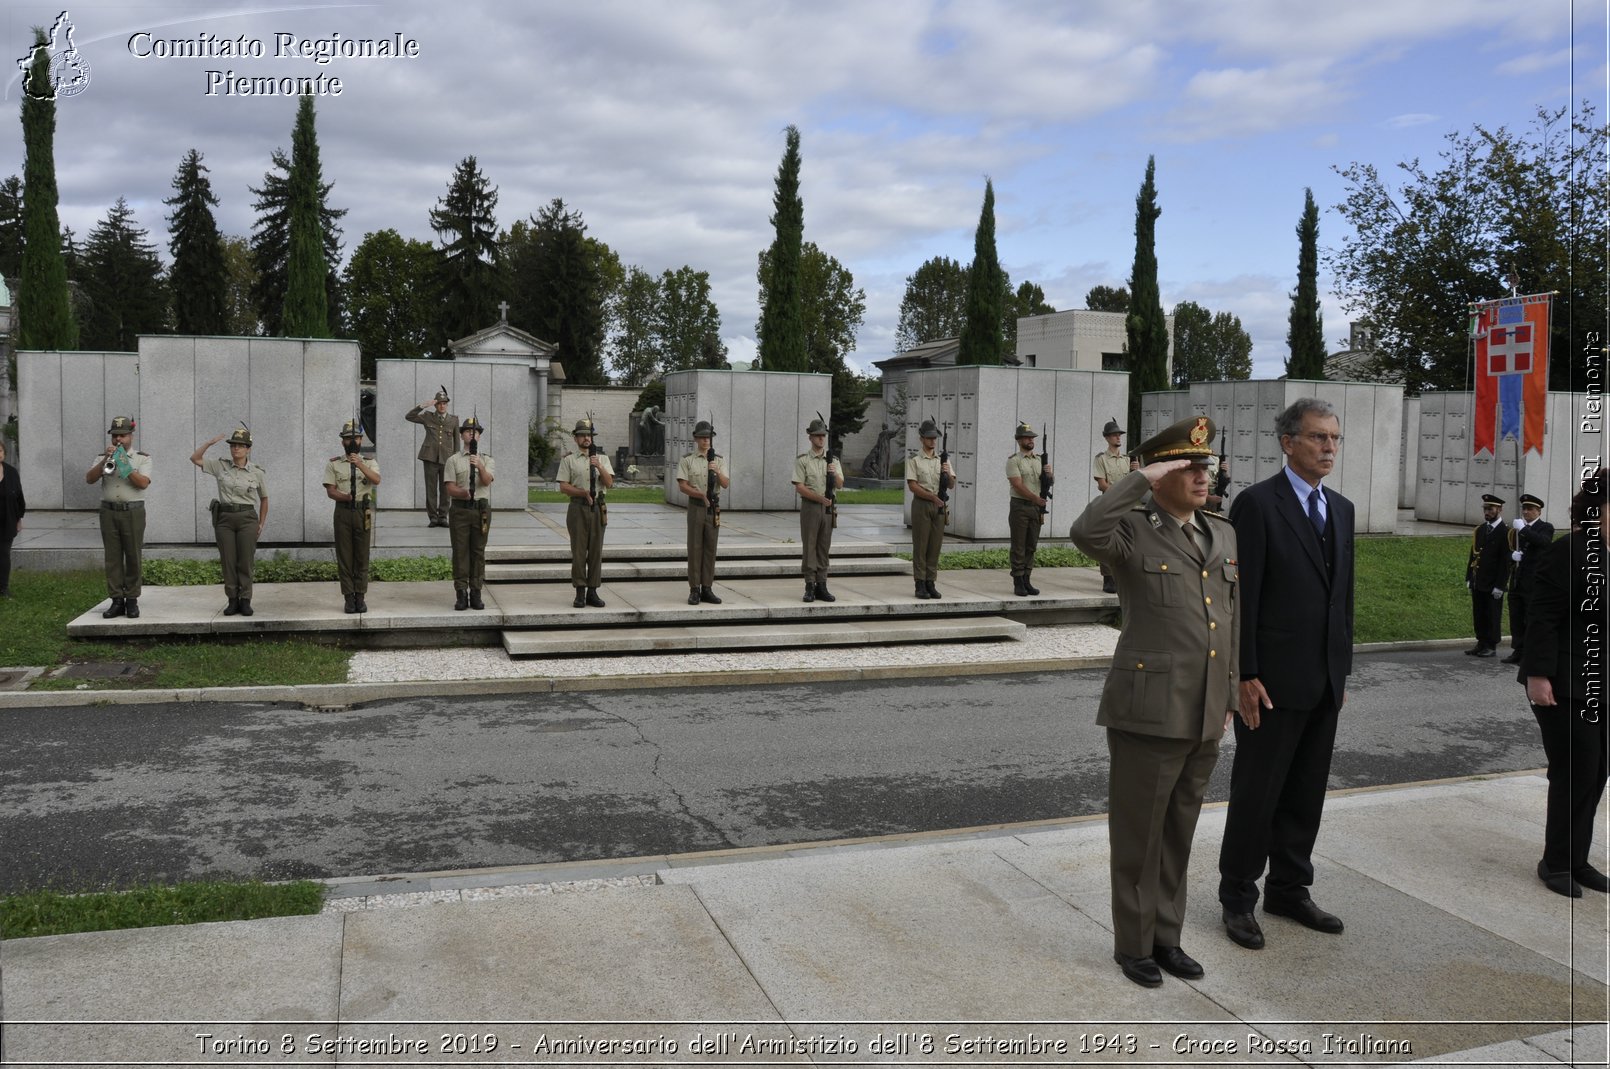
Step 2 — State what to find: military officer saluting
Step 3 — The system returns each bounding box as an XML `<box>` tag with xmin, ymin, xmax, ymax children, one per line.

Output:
<box><xmin>792</xmin><ymin>416</ymin><xmax>843</xmax><ymax>603</ymax></box>
<box><xmin>676</xmin><ymin>419</ymin><xmax>729</xmax><ymax>605</ymax></box>
<box><xmin>1069</xmin><ymin>415</ymin><xmax>1239</xmax><ymax>988</ymax></box>
<box><xmin>444</xmin><ymin>415</ymin><xmax>494</xmax><ymax>611</ymax></box>
<box><xmin>906</xmin><ymin>418</ymin><xmax>954</xmax><ymax>600</ymax></box>
<box><xmin>1006</xmin><ymin>422</ymin><xmax>1051</xmax><ymax>596</ymax></box>
<box><xmin>558</xmin><ymin>418</ymin><xmax>614</xmax><ymax>608</ymax></box>
<box><xmin>406</xmin><ymin>386</ymin><xmax>456</xmax><ymax>527</ymax></box>
<box><xmin>191</xmin><ymin>424</ymin><xmax>268</xmax><ymax>617</ymax></box>
<box><xmin>322</xmin><ymin>419</ymin><xmax>381</xmax><ymax>614</ymax></box>
<box><xmin>87</xmin><ymin>415</ymin><xmax>152</xmax><ymax>619</ymax></box>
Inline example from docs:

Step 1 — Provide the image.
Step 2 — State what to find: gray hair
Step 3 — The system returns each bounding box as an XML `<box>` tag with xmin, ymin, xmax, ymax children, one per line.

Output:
<box><xmin>1275</xmin><ymin>397</ymin><xmax>1337</xmax><ymax>440</ymax></box>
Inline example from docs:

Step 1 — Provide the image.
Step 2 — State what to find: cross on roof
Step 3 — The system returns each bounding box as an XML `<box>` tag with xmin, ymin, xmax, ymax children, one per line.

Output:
<box><xmin>498</xmin><ymin>300</ymin><xmax>509</xmax><ymax>323</ymax></box>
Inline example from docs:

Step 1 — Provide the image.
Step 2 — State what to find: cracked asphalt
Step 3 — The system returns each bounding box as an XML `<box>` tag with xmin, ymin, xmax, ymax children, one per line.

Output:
<box><xmin>0</xmin><ymin>649</ymin><xmax>1542</xmax><ymax>893</ymax></box>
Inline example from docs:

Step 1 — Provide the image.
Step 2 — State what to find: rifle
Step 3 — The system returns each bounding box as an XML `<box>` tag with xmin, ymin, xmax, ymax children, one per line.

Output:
<box><xmin>1037</xmin><ymin>423</ymin><xmax>1054</xmax><ymax>526</ymax></box>
<box><xmin>937</xmin><ymin>420</ymin><xmax>951</xmax><ymax>526</ymax></box>
<box><xmin>706</xmin><ymin>413</ymin><xmax>721</xmax><ymax>529</ymax></box>
<box><xmin>587</xmin><ymin>410</ymin><xmax>607</xmax><ymax>528</ymax></box>
<box><xmin>819</xmin><ymin>411</ymin><xmax>838</xmax><ymax>530</ymax></box>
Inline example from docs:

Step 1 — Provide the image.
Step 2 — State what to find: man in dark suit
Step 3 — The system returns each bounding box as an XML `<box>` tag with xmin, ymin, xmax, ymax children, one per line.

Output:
<box><xmin>1502</xmin><ymin>494</ymin><xmax>1554</xmax><ymax>665</ymax></box>
<box><xmin>1071</xmin><ymin>416</ymin><xmax>1238</xmax><ymax>988</ymax></box>
<box><xmin>1465</xmin><ymin>493</ymin><xmax>1511</xmax><ymax>658</ymax></box>
<box><xmin>1218</xmin><ymin>397</ymin><xmax>1355</xmax><ymax>950</ymax></box>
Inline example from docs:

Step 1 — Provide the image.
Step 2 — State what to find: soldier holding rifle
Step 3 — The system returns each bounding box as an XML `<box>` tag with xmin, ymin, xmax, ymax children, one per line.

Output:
<box><xmin>322</xmin><ymin>418</ymin><xmax>381</xmax><ymax>614</ymax></box>
<box><xmin>793</xmin><ymin>415</ymin><xmax>842</xmax><ymax>603</ymax></box>
<box><xmin>444</xmin><ymin>415</ymin><xmax>494</xmax><ymax>611</ymax></box>
<box><xmin>676</xmin><ymin>419</ymin><xmax>729</xmax><ymax>605</ymax></box>
<box><xmin>558</xmin><ymin>417</ymin><xmax>614</xmax><ymax>608</ymax></box>
<box><xmin>906</xmin><ymin>418</ymin><xmax>954</xmax><ymax>600</ymax></box>
<box><xmin>1005</xmin><ymin>421</ymin><xmax>1051</xmax><ymax>596</ymax></box>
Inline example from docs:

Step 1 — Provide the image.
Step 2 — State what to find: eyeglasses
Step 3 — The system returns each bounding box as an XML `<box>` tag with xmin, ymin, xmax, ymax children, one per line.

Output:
<box><xmin>1296</xmin><ymin>433</ymin><xmax>1344</xmax><ymax>446</ymax></box>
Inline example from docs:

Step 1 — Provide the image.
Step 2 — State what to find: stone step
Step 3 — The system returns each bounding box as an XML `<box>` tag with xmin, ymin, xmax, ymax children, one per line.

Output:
<box><xmin>486</xmin><ymin>556</ymin><xmax>912</xmax><ymax>583</ymax></box>
<box><xmin>484</xmin><ymin>542</ymin><xmax>904</xmax><ymax>563</ymax></box>
<box><xmin>502</xmin><ymin>615</ymin><xmax>1027</xmax><ymax>658</ymax></box>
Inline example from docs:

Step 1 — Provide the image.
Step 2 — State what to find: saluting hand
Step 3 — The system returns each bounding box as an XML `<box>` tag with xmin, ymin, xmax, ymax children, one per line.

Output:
<box><xmin>1138</xmin><ymin>458</ymin><xmax>1191</xmax><ymax>486</ymax></box>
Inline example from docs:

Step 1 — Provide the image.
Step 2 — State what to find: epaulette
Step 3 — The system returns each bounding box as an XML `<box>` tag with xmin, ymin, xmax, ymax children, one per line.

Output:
<box><xmin>1134</xmin><ymin>504</ymin><xmax>1163</xmax><ymax>528</ymax></box>
<box><xmin>136</xmin><ymin>451</ymin><xmax>149</xmax><ymax>456</ymax></box>
<box><xmin>798</xmin><ymin>451</ymin><xmax>812</xmax><ymax>459</ymax></box>
<box><xmin>1201</xmin><ymin>509</ymin><xmax>1232</xmax><ymax>524</ymax></box>
<box><xmin>329</xmin><ymin>454</ymin><xmax>343</xmax><ymax>462</ymax></box>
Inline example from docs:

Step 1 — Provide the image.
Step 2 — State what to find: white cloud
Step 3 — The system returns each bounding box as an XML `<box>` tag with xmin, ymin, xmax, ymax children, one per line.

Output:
<box><xmin>1382</xmin><ymin>113</ymin><xmax>1439</xmax><ymax>128</ymax></box>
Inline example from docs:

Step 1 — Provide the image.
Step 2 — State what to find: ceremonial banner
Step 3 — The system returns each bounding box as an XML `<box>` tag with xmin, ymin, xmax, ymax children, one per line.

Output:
<box><xmin>1471</xmin><ymin>293</ymin><xmax>1550</xmax><ymax>456</ymax></box>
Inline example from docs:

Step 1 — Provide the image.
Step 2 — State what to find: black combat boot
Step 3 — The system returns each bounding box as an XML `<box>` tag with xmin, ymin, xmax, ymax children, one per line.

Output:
<box><xmin>1022</xmin><ymin>572</ymin><xmax>1040</xmax><ymax>596</ymax></box>
<box><xmin>469</xmin><ymin>588</ymin><xmax>485</xmax><ymax>610</ymax></box>
<box><xmin>102</xmin><ymin>597</ymin><xmax>125</xmax><ymax>619</ymax></box>
<box><xmin>925</xmin><ymin>580</ymin><xmax>941</xmax><ymax>600</ymax></box>
<box><xmin>223</xmin><ymin>597</ymin><xmax>240</xmax><ymax>615</ymax></box>
<box><xmin>585</xmin><ymin>588</ymin><xmax>606</xmax><ymax>608</ymax></box>
<box><xmin>915</xmin><ymin>580</ymin><xmax>930</xmax><ymax>599</ymax></box>
<box><xmin>803</xmin><ymin>583</ymin><xmax>816</xmax><ymax>603</ymax></box>
<box><xmin>124</xmin><ymin>597</ymin><xmax>140</xmax><ymax>619</ymax></box>
<box><xmin>354</xmin><ymin>595</ymin><xmax>368</xmax><ymax>614</ymax></box>
<box><xmin>344</xmin><ymin>594</ymin><xmax>357</xmax><ymax>614</ymax></box>
<box><xmin>237</xmin><ymin>598</ymin><xmax>253</xmax><ymax>617</ymax></box>
<box><xmin>572</xmin><ymin>588</ymin><xmax>586</xmax><ymax>608</ymax></box>
<box><xmin>689</xmin><ymin>588</ymin><xmax>702</xmax><ymax>605</ymax></box>
<box><xmin>455</xmin><ymin>589</ymin><xmax>469</xmax><ymax>611</ymax></box>
<box><xmin>1013</xmin><ymin>575</ymin><xmax>1027</xmax><ymax>597</ymax></box>
<box><xmin>815</xmin><ymin>582</ymin><xmax>836</xmax><ymax>603</ymax></box>
<box><xmin>700</xmin><ymin>586</ymin><xmax>722</xmax><ymax>604</ymax></box>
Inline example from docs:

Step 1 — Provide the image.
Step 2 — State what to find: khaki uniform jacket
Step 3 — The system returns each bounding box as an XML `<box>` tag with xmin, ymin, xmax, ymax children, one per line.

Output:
<box><xmin>406</xmin><ymin>407</ymin><xmax>458</xmax><ymax>464</ymax></box>
<box><xmin>1069</xmin><ymin>470</ymin><xmax>1239</xmax><ymax>742</ymax></box>
<box><xmin>792</xmin><ymin>451</ymin><xmax>832</xmax><ymax>496</ymax></box>
<box><xmin>98</xmin><ymin>451</ymin><xmax>152</xmax><ymax>503</ymax></box>
<box><xmin>322</xmin><ymin>456</ymin><xmax>379</xmax><ymax>503</ymax></box>
<box><xmin>907</xmin><ymin>452</ymin><xmax>942</xmax><ymax>494</ymax></box>
<box><xmin>1005</xmin><ymin>451</ymin><xmax>1042</xmax><ymax>499</ymax></box>
<box><xmin>201</xmin><ymin>456</ymin><xmax>267</xmax><ymax>506</ymax></box>
<box><xmin>676</xmin><ymin>451</ymin><xmax>726</xmax><ymax>499</ymax></box>
<box><xmin>444</xmin><ymin>451</ymin><xmax>494</xmax><ymax>501</ymax></box>
<box><xmin>1093</xmin><ymin>451</ymin><xmax>1130</xmax><ymax>490</ymax></box>
<box><xmin>557</xmin><ymin>450</ymin><xmax>614</xmax><ymax>492</ymax></box>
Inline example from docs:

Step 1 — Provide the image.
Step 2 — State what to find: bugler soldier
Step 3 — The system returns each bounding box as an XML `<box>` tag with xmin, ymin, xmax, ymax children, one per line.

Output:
<box><xmin>906</xmin><ymin>418</ymin><xmax>954</xmax><ymax>600</ymax></box>
<box><xmin>558</xmin><ymin>418</ymin><xmax>614</xmax><ymax>608</ymax></box>
<box><xmin>444</xmin><ymin>415</ymin><xmax>494</xmax><ymax>610</ymax></box>
<box><xmin>323</xmin><ymin>419</ymin><xmax>381</xmax><ymax>614</ymax></box>
<box><xmin>1069</xmin><ymin>415</ymin><xmax>1238</xmax><ymax>988</ymax></box>
<box><xmin>792</xmin><ymin>416</ymin><xmax>843</xmax><ymax>603</ymax></box>
<box><xmin>87</xmin><ymin>415</ymin><xmax>152</xmax><ymax>619</ymax></box>
<box><xmin>1005</xmin><ymin>421</ymin><xmax>1052</xmax><ymax>596</ymax></box>
<box><xmin>406</xmin><ymin>387</ymin><xmax>456</xmax><ymax>527</ymax></box>
<box><xmin>676</xmin><ymin>419</ymin><xmax>729</xmax><ymax>605</ymax></box>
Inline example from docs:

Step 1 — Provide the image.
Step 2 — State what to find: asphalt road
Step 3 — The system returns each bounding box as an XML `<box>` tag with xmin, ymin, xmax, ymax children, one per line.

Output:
<box><xmin>0</xmin><ymin>649</ymin><xmax>1541</xmax><ymax>894</ymax></box>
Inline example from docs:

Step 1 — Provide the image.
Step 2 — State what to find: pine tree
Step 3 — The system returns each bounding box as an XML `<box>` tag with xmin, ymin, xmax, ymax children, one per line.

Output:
<box><xmin>956</xmin><ymin>179</ymin><xmax>1004</xmax><ymax>365</ymax></box>
<box><xmin>17</xmin><ymin>27</ymin><xmax>76</xmax><ymax>350</ymax></box>
<box><xmin>282</xmin><ymin>95</ymin><xmax>329</xmax><ymax>337</ymax></box>
<box><xmin>0</xmin><ymin>175</ymin><xmax>24</xmax><ymax>281</ymax></box>
<box><xmin>249</xmin><ymin>138</ymin><xmax>345</xmax><ymax>334</ymax></box>
<box><xmin>1125</xmin><ymin>156</ymin><xmax>1169</xmax><ymax>436</ymax></box>
<box><xmin>164</xmin><ymin>149</ymin><xmax>228</xmax><ymax>334</ymax></box>
<box><xmin>1286</xmin><ymin>187</ymin><xmax>1328</xmax><ymax>380</ymax></box>
<box><xmin>755</xmin><ymin>125</ymin><xmax>806</xmax><ymax>371</ymax></box>
<box><xmin>80</xmin><ymin>197</ymin><xmax>168</xmax><ymax>351</ymax></box>
<box><xmin>428</xmin><ymin>156</ymin><xmax>502</xmax><ymax>348</ymax></box>
<box><xmin>509</xmin><ymin>199</ymin><xmax>607</xmax><ymax>384</ymax></box>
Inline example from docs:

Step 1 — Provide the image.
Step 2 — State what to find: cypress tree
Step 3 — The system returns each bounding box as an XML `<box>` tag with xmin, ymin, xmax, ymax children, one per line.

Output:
<box><xmin>250</xmin><ymin>116</ymin><xmax>344</xmax><ymax>335</ymax></box>
<box><xmin>164</xmin><ymin>149</ymin><xmax>228</xmax><ymax>334</ymax></box>
<box><xmin>282</xmin><ymin>95</ymin><xmax>329</xmax><ymax>337</ymax></box>
<box><xmin>755</xmin><ymin>125</ymin><xmax>806</xmax><ymax>372</ymax></box>
<box><xmin>17</xmin><ymin>27</ymin><xmax>76</xmax><ymax>350</ymax></box>
<box><xmin>0</xmin><ymin>175</ymin><xmax>24</xmax><ymax>282</ymax></box>
<box><xmin>1285</xmin><ymin>187</ymin><xmax>1328</xmax><ymax>379</ymax></box>
<box><xmin>957</xmin><ymin>179</ymin><xmax>1004</xmax><ymax>365</ymax></box>
<box><xmin>1125</xmin><ymin>156</ymin><xmax>1169</xmax><ymax>436</ymax></box>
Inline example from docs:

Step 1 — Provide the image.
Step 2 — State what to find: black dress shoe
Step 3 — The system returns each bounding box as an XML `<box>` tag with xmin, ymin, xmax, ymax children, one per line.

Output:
<box><xmin>1501</xmin><ymin>651</ymin><xmax>1522</xmax><ymax>664</ymax></box>
<box><xmin>1153</xmin><ymin>945</ymin><xmax>1204</xmax><ymax>980</ymax></box>
<box><xmin>1539</xmin><ymin>860</ymin><xmax>1583</xmax><ymax>897</ymax></box>
<box><xmin>689</xmin><ymin>588</ymin><xmax>703</xmax><ymax>605</ymax></box>
<box><xmin>102</xmin><ymin>597</ymin><xmax>125</xmax><ymax>619</ymax></box>
<box><xmin>1473</xmin><ymin>646</ymin><xmax>1496</xmax><ymax>658</ymax></box>
<box><xmin>1574</xmin><ymin>864</ymin><xmax>1610</xmax><ymax>893</ymax></box>
<box><xmin>123</xmin><ymin>598</ymin><xmax>139</xmax><ymax>619</ymax></box>
<box><xmin>468</xmin><ymin>588</ymin><xmax>484</xmax><ymax>610</ymax></box>
<box><xmin>700</xmin><ymin>586</ymin><xmax>722</xmax><ymax>604</ymax></box>
<box><xmin>1223</xmin><ymin>909</ymin><xmax>1265</xmax><ymax>949</ymax></box>
<box><xmin>1113</xmin><ymin>951</ymin><xmax>1163</xmax><ymax>988</ymax></box>
<box><xmin>572</xmin><ymin>589</ymin><xmax>586</xmax><ymax>608</ymax></box>
<box><xmin>455</xmin><ymin>589</ymin><xmax>470</xmax><ymax>611</ymax></box>
<box><xmin>1265</xmin><ymin>897</ymin><xmax>1344</xmax><ymax>933</ymax></box>
<box><xmin>1464</xmin><ymin>645</ymin><xmax>1482</xmax><ymax>656</ymax></box>
<box><xmin>585</xmin><ymin>588</ymin><xmax>606</xmax><ymax>608</ymax></box>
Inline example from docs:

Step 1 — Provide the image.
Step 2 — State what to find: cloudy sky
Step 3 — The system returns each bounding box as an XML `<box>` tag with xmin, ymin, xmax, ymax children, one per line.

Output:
<box><xmin>1</xmin><ymin>1</ymin><xmax>1603</xmax><ymax>377</ymax></box>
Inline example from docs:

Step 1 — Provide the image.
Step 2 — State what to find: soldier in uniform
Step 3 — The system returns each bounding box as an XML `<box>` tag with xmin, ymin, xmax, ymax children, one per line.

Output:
<box><xmin>406</xmin><ymin>387</ymin><xmax>456</xmax><ymax>527</ymax></box>
<box><xmin>792</xmin><ymin>416</ymin><xmax>842</xmax><ymax>603</ymax></box>
<box><xmin>1503</xmin><ymin>493</ymin><xmax>1554</xmax><ymax>664</ymax></box>
<box><xmin>558</xmin><ymin>418</ymin><xmax>613</xmax><ymax>608</ymax></box>
<box><xmin>191</xmin><ymin>425</ymin><xmax>268</xmax><ymax>616</ymax></box>
<box><xmin>1465</xmin><ymin>493</ymin><xmax>1510</xmax><ymax>658</ymax></box>
<box><xmin>444</xmin><ymin>415</ymin><xmax>494</xmax><ymax>610</ymax></box>
<box><xmin>1069</xmin><ymin>415</ymin><xmax>1238</xmax><ymax>988</ymax></box>
<box><xmin>1092</xmin><ymin>417</ymin><xmax>1130</xmax><ymax>594</ymax></box>
<box><xmin>676</xmin><ymin>420</ymin><xmax>729</xmax><ymax>605</ymax></box>
<box><xmin>1005</xmin><ymin>422</ymin><xmax>1052</xmax><ymax>596</ymax></box>
<box><xmin>322</xmin><ymin>419</ymin><xmax>381</xmax><ymax>614</ymax></box>
<box><xmin>87</xmin><ymin>415</ymin><xmax>152</xmax><ymax>619</ymax></box>
<box><xmin>906</xmin><ymin>418</ymin><xmax>954</xmax><ymax>600</ymax></box>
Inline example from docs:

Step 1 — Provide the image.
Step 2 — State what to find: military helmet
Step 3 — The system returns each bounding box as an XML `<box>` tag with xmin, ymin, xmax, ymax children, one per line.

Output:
<box><xmin>918</xmin><ymin>418</ymin><xmax>941</xmax><ymax>439</ymax></box>
<box><xmin>571</xmin><ymin>418</ymin><xmax>595</xmax><ymax>436</ymax></box>
<box><xmin>1134</xmin><ymin>415</ymin><xmax>1216</xmax><ymax>466</ymax></box>
<box><xmin>226</xmin><ymin>425</ymin><xmax>253</xmax><ymax>447</ymax></box>
<box><xmin>108</xmin><ymin>415</ymin><xmax>136</xmax><ymax>436</ymax></box>
<box><xmin>1014</xmin><ymin>422</ymin><xmax>1037</xmax><ymax>440</ymax></box>
<box><xmin>461</xmin><ymin>415</ymin><xmax>485</xmax><ymax>434</ymax></box>
<box><xmin>692</xmin><ymin>420</ymin><xmax>716</xmax><ymax>438</ymax></box>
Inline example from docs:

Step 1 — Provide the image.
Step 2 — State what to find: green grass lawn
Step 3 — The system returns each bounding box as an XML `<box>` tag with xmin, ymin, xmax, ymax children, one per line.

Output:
<box><xmin>0</xmin><ymin>880</ymin><xmax>325</xmax><ymax>939</ymax></box>
<box><xmin>1353</xmin><ymin>534</ymin><xmax>1473</xmax><ymax>643</ymax></box>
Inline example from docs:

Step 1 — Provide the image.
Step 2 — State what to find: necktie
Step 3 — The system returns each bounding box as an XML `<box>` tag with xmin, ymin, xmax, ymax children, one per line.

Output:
<box><xmin>1182</xmin><ymin>521</ymin><xmax>1202</xmax><ymax>561</ymax></box>
<box><xmin>1307</xmin><ymin>488</ymin><xmax>1324</xmax><ymax>540</ymax></box>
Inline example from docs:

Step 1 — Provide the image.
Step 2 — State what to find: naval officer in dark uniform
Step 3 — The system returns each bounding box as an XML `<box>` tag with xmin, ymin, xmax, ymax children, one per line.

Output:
<box><xmin>1466</xmin><ymin>493</ymin><xmax>1511</xmax><ymax>657</ymax></box>
<box><xmin>1070</xmin><ymin>415</ymin><xmax>1238</xmax><ymax>988</ymax></box>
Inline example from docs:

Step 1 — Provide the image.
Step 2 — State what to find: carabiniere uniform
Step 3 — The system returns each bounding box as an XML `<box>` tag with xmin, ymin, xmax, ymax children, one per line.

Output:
<box><xmin>323</xmin><ymin>420</ymin><xmax>379</xmax><ymax>613</ymax></box>
<box><xmin>96</xmin><ymin>415</ymin><xmax>151</xmax><ymax>619</ymax></box>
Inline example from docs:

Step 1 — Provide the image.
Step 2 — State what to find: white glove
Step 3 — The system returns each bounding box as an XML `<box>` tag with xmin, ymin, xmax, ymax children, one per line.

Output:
<box><xmin>1491</xmin><ymin>588</ymin><xmax>1504</xmax><ymax>600</ymax></box>
<box><xmin>1511</xmin><ymin>551</ymin><xmax>1523</xmax><ymax>562</ymax></box>
<box><xmin>1512</xmin><ymin>518</ymin><xmax>1525</xmax><ymax>530</ymax></box>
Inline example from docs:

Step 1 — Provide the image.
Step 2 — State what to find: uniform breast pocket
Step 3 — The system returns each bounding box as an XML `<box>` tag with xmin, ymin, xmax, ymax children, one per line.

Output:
<box><xmin>1141</xmin><ymin>556</ymin><xmax>1185</xmax><ymax>606</ymax></box>
<box><xmin>1223</xmin><ymin>562</ymin><xmax>1238</xmax><ymax>600</ymax></box>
